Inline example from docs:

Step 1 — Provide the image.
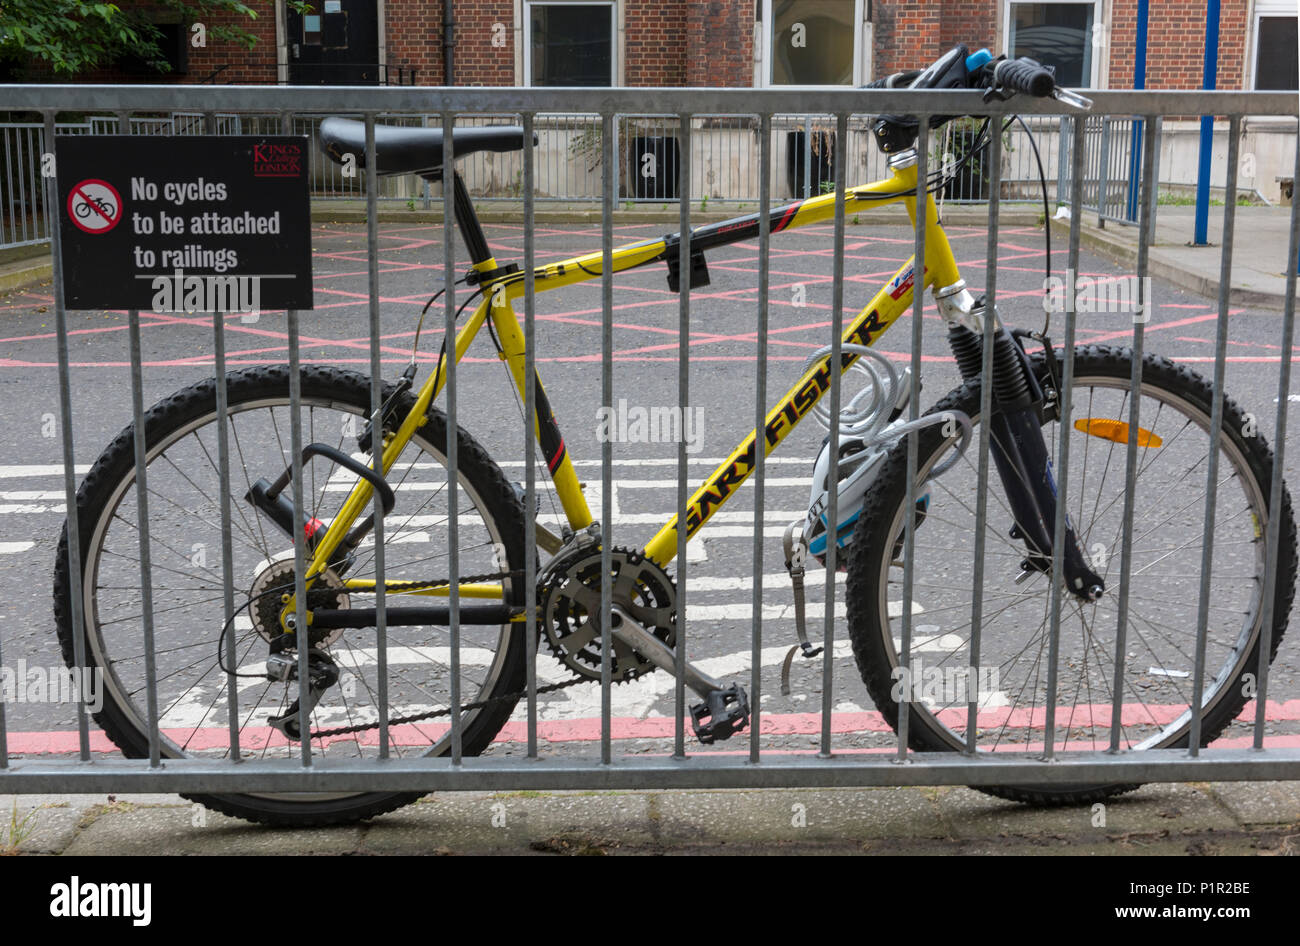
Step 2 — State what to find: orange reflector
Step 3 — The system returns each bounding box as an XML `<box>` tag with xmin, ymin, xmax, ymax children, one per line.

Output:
<box><xmin>1074</xmin><ymin>418</ymin><xmax>1162</xmax><ymax>447</ymax></box>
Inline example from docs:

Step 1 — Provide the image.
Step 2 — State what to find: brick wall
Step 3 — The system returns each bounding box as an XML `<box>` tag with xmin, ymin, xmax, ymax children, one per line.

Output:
<box><xmin>627</xmin><ymin>0</ymin><xmax>687</xmax><ymax>86</ymax></box>
<box><xmin>385</xmin><ymin>0</ymin><xmax>448</xmax><ymax>84</ymax></box>
<box><xmin>1107</xmin><ymin>0</ymin><xmax>1249</xmax><ymax>90</ymax></box>
<box><xmin>39</xmin><ymin>1</ymin><xmax>1261</xmax><ymax>93</ymax></box>
<box><xmin>872</xmin><ymin>0</ymin><xmax>944</xmax><ymax>77</ymax></box>
<box><xmin>685</xmin><ymin>0</ymin><xmax>753</xmax><ymax>87</ymax></box>
<box><xmin>449</xmin><ymin>3</ymin><xmax>516</xmax><ymax>85</ymax></box>
<box><xmin>938</xmin><ymin>1</ymin><xmax>997</xmax><ymax>59</ymax></box>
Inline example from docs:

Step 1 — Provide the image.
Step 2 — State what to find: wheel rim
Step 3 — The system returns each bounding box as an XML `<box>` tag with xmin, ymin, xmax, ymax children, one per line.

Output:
<box><xmin>873</xmin><ymin>373</ymin><xmax>1269</xmax><ymax>755</ymax></box>
<box><xmin>82</xmin><ymin>390</ymin><xmax>518</xmax><ymax>800</ymax></box>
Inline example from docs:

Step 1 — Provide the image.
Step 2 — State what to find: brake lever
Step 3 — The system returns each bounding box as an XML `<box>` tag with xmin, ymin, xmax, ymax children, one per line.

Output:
<box><xmin>1052</xmin><ymin>87</ymin><xmax>1093</xmax><ymax>111</ymax></box>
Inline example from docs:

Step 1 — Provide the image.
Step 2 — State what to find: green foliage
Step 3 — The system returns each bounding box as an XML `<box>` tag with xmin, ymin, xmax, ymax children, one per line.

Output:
<box><xmin>1157</xmin><ymin>191</ymin><xmax>1256</xmax><ymax>207</ymax></box>
<box><xmin>1</xmin><ymin>801</ymin><xmax>36</xmax><ymax>855</ymax></box>
<box><xmin>0</xmin><ymin>1</ymin><xmax>300</xmax><ymax>76</ymax></box>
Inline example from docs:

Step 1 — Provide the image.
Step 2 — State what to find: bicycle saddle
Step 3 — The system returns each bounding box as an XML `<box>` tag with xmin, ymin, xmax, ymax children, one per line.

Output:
<box><xmin>319</xmin><ymin>118</ymin><xmax>536</xmax><ymax>179</ymax></box>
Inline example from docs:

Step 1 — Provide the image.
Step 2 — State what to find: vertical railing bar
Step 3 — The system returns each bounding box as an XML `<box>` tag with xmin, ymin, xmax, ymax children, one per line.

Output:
<box><xmin>206</xmin><ymin>108</ymin><xmax>241</xmax><ymax>762</ymax></box>
<box><xmin>43</xmin><ymin>111</ymin><xmax>92</xmax><ymax>763</ymax></box>
<box><xmin>1107</xmin><ymin>114</ymin><xmax>1158</xmax><ymax>753</ymax></box>
<box><xmin>802</xmin><ymin>114</ymin><xmax>812</xmax><ymax>199</ymax></box>
<box><xmin>965</xmin><ymin>123</ymin><xmax>1002</xmax><ymax>752</ymax></box>
<box><xmin>674</xmin><ymin>112</ymin><xmax>692</xmax><ymax>760</ymax></box>
<box><xmin>364</xmin><ymin>113</ymin><xmax>391</xmax><ymax>759</ymax></box>
<box><xmin>2</xmin><ymin>128</ymin><xmax>13</xmax><ymax>246</ymax></box>
<box><xmin>523</xmin><ymin>111</ymin><xmax>539</xmax><ymax>759</ymax></box>
<box><xmin>441</xmin><ymin>110</ymin><xmax>463</xmax><ymax>765</ymax></box>
<box><xmin>818</xmin><ymin>110</ymin><xmax>848</xmax><ymax>758</ymax></box>
<box><xmin>16</xmin><ymin>125</ymin><xmax>29</xmax><ymax>244</ymax></box>
<box><xmin>116</xmin><ymin>110</ymin><xmax>162</xmax><ymax>768</ymax></box>
<box><xmin>1188</xmin><ymin>117</ymin><xmax>1240</xmax><ymax>756</ymax></box>
<box><xmin>1055</xmin><ymin>118</ymin><xmax>1068</xmax><ymax>213</ymax></box>
<box><xmin>1149</xmin><ymin>117</ymin><xmax>1162</xmax><ymax>235</ymax></box>
<box><xmin>422</xmin><ymin>115</ymin><xmax>433</xmax><ymax>209</ymax></box>
<box><xmin>1098</xmin><ymin>118</ymin><xmax>1110</xmax><ymax>225</ymax></box>
<box><xmin>898</xmin><ymin>115</ymin><xmax>930</xmax><ymax>761</ymax></box>
<box><xmin>600</xmin><ymin>110</ymin><xmax>614</xmax><ymax>765</ymax></box>
<box><xmin>1253</xmin><ymin>129</ymin><xmax>1300</xmax><ymax>749</ymax></box>
<box><xmin>281</xmin><ymin>108</ymin><xmax>312</xmax><ymax>768</ymax></box>
<box><xmin>750</xmin><ymin>112</ymin><xmax>771</xmax><ymax>765</ymax></box>
<box><xmin>1043</xmin><ymin>116</ymin><xmax>1088</xmax><ymax>761</ymax></box>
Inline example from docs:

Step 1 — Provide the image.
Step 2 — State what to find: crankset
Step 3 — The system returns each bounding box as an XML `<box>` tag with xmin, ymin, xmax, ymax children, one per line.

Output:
<box><xmin>538</xmin><ymin>529</ymin><xmax>750</xmax><ymax>744</ymax></box>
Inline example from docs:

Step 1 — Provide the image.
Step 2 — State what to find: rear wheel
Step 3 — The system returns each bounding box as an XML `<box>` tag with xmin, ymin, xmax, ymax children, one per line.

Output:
<box><xmin>845</xmin><ymin>345</ymin><xmax>1296</xmax><ymax>804</ymax></box>
<box><xmin>54</xmin><ymin>365</ymin><xmax>529</xmax><ymax>825</ymax></box>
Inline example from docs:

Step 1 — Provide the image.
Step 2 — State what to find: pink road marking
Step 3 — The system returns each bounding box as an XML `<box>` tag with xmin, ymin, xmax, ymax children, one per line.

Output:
<box><xmin>1086</xmin><ymin>312</ymin><xmax>1223</xmax><ymax>343</ymax></box>
<box><xmin>6</xmin><ymin>700</ymin><xmax>1297</xmax><ymax>754</ymax></box>
<box><xmin>641</xmin><ymin>733</ymin><xmax>1300</xmax><ymax>758</ymax></box>
<box><xmin>1176</xmin><ymin>335</ymin><xmax>1285</xmax><ymax>352</ymax></box>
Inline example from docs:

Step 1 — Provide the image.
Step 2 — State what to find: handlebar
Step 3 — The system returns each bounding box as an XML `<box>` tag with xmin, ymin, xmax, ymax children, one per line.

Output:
<box><xmin>989</xmin><ymin>57</ymin><xmax>1056</xmax><ymax>97</ymax></box>
<box><xmin>864</xmin><ymin>45</ymin><xmax>1092</xmax><ymax>153</ymax></box>
<box><xmin>865</xmin><ymin>45</ymin><xmax>1093</xmax><ymax>109</ymax></box>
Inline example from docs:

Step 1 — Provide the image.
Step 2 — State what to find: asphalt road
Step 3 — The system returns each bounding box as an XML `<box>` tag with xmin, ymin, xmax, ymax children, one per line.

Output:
<box><xmin>1</xmin><ymin>212</ymin><xmax>1297</xmax><ymax>763</ymax></box>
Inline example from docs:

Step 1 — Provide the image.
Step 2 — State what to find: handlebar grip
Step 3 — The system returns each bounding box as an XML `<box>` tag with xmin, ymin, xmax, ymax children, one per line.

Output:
<box><xmin>993</xmin><ymin>57</ymin><xmax>1056</xmax><ymax>97</ymax></box>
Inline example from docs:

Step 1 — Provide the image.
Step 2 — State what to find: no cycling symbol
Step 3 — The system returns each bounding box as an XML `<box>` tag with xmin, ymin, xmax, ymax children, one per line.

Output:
<box><xmin>67</xmin><ymin>178</ymin><xmax>123</xmax><ymax>234</ymax></box>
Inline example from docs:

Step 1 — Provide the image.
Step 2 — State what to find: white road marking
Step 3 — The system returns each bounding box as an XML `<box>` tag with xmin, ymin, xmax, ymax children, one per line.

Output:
<box><xmin>687</xmin><ymin>570</ymin><xmax>845</xmax><ymax>592</ymax></box>
<box><xmin>0</xmin><ymin>465</ymin><xmax>90</xmax><ymax>478</ymax></box>
<box><xmin>0</xmin><ymin>541</ymin><xmax>36</xmax><ymax>554</ymax></box>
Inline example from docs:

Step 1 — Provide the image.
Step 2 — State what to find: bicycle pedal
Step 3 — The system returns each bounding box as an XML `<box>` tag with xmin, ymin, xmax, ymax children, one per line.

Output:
<box><xmin>690</xmin><ymin>683</ymin><xmax>750</xmax><ymax>745</ymax></box>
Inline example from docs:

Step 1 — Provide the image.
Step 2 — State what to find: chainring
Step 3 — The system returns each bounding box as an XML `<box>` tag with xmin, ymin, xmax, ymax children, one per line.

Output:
<box><xmin>540</xmin><ymin>545</ymin><xmax>677</xmax><ymax>683</ymax></box>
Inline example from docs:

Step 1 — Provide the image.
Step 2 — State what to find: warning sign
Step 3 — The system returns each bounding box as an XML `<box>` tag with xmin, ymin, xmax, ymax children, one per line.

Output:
<box><xmin>67</xmin><ymin>179</ymin><xmax>122</xmax><ymax>234</ymax></box>
<box><xmin>56</xmin><ymin>135</ymin><xmax>312</xmax><ymax>312</ymax></box>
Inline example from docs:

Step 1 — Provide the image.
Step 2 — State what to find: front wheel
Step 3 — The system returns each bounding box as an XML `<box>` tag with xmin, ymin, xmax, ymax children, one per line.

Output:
<box><xmin>54</xmin><ymin>365</ymin><xmax>530</xmax><ymax>826</ymax></box>
<box><xmin>845</xmin><ymin>345</ymin><xmax>1297</xmax><ymax>805</ymax></box>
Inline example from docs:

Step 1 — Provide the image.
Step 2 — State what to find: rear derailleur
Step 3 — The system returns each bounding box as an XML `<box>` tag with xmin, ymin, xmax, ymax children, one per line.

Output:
<box><xmin>265</xmin><ymin>647</ymin><xmax>340</xmax><ymax>740</ymax></box>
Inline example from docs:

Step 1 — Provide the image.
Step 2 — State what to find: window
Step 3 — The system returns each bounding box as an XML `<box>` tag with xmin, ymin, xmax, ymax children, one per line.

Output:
<box><xmin>525</xmin><ymin>2</ymin><xmax>616</xmax><ymax>87</ymax></box>
<box><xmin>762</xmin><ymin>0</ymin><xmax>865</xmax><ymax>87</ymax></box>
<box><xmin>1006</xmin><ymin>1</ymin><xmax>1099</xmax><ymax>88</ymax></box>
<box><xmin>1253</xmin><ymin>4</ymin><xmax>1298</xmax><ymax>91</ymax></box>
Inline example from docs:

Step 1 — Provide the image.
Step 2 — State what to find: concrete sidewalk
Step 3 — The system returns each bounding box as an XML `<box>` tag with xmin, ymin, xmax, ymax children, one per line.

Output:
<box><xmin>1049</xmin><ymin>205</ymin><xmax>1299</xmax><ymax>310</ymax></box>
<box><xmin>3</xmin><ymin>783</ymin><xmax>1298</xmax><ymax>855</ymax></box>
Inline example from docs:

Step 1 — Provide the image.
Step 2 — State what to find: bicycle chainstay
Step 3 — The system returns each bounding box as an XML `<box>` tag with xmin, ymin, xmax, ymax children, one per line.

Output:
<box><xmin>303</xmin><ymin>568</ymin><xmax>589</xmax><ymax>740</ymax></box>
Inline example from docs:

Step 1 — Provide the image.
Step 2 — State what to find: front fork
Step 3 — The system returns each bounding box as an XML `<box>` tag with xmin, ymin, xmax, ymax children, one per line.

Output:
<box><xmin>936</xmin><ymin>282</ymin><xmax>1104</xmax><ymax>601</ymax></box>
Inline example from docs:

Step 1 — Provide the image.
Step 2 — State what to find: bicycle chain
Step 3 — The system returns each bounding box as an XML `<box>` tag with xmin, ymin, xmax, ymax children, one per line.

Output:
<box><xmin>304</xmin><ymin>568</ymin><xmax>591</xmax><ymax>740</ymax></box>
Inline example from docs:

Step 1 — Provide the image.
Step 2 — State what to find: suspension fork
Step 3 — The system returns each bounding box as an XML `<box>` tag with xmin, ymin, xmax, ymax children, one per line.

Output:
<box><xmin>936</xmin><ymin>283</ymin><xmax>1104</xmax><ymax>601</ymax></box>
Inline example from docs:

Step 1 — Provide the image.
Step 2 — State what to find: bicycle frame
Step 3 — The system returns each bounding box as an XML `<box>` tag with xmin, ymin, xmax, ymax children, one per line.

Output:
<box><xmin>292</xmin><ymin>158</ymin><xmax>964</xmax><ymax>619</ymax></box>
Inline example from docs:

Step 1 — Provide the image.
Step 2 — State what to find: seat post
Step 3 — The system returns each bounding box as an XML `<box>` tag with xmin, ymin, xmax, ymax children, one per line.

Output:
<box><xmin>450</xmin><ymin>171</ymin><xmax>493</xmax><ymax>265</ymax></box>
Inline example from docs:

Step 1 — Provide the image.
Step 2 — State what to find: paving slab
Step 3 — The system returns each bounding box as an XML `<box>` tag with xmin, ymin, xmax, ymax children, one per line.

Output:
<box><xmin>650</xmin><ymin>786</ymin><xmax>947</xmax><ymax>843</ymax></box>
<box><xmin>1206</xmin><ymin>781</ymin><xmax>1300</xmax><ymax>825</ymax></box>
<box><xmin>62</xmin><ymin>803</ymin><xmax>366</xmax><ymax>855</ymax></box>
<box><xmin>357</xmin><ymin>791</ymin><xmax>657</xmax><ymax>854</ymax></box>
<box><xmin>936</xmin><ymin>783</ymin><xmax>1239</xmax><ymax>840</ymax></box>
